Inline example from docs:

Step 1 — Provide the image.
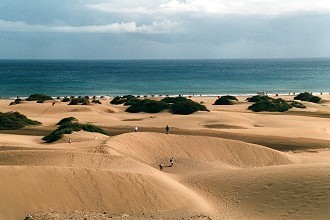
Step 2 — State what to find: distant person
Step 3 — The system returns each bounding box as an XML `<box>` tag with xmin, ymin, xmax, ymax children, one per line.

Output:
<box><xmin>170</xmin><ymin>158</ymin><xmax>174</xmax><ymax>167</ymax></box>
<box><xmin>165</xmin><ymin>125</ymin><xmax>169</xmax><ymax>134</ymax></box>
<box><xmin>68</xmin><ymin>138</ymin><xmax>72</xmax><ymax>144</ymax></box>
<box><xmin>135</xmin><ymin>126</ymin><xmax>138</xmax><ymax>132</ymax></box>
<box><xmin>159</xmin><ymin>162</ymin><xmax>164</xmax><ymax>171</ymax></box>
<box><xmin>52</xmin><ymin>101</ymin><xmax>55</xmax><ymax>106</ymax></box>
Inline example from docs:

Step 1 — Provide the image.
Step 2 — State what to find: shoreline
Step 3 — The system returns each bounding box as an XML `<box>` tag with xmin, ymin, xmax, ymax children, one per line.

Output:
<box><xmin>1</xmin><ymin>91</ymin><xmax>329</xmax><ymax>100</ymax></box>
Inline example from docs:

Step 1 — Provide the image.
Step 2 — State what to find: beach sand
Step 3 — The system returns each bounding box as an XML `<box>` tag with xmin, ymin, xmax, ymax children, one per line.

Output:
<box><xmin>0</xmin><ymin>95</ymin><xmax>329</xmax><ymax>219</ymax></box>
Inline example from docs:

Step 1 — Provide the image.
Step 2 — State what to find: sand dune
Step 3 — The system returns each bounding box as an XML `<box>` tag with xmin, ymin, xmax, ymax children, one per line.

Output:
<box><xmin>108</xmin><ymin>133</ymin><xmax>294</xmax><ymax>169</ymax></box>
<box><xmin>188</xmin><ymin>164</ymin><xmax>330</xmax><ymax>220</ymax></box>
<box><xmin>0</xmin><ymin>166</ymin><xmax>210</xmax><ymax>219</ymax></box>
<box><xmin>0</xmin><ymin>96</ymin><xmax>329</xmax><ymax>219</ymax></box>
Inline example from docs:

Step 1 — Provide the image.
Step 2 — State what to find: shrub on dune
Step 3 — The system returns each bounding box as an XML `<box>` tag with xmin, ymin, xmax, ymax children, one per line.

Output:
<box><xmin>161</xmin><ymin>97</ymin><xmax>187</xmax><ymax>103</ymax></box>
<box><xmin>56</xmin><ymin>117</ymin><xmax>78</xmax><ymax>125</ymax></box>
<box><xmin>62</xmin><ymin>97</ymin><xmax>70</xmax><ymax>102</ymax></box>
<box><xmin>246</xmin><ymin>95</ymin><xmax>273</xmax><ymax>102</ymax></box>
<box><xmin>248</xmin><ymin>99</ymin><xmax>292</xmax><ymax>112</ymax></box>
<box><xmin>294</xmin><ymin>92</ymin><xmax>322</xmax><ymax>103</ymax></box>
<box><xmin>9</xmin><ymin>98</ymin><xmax>23</xmax><ymax>105</ymax></box>
<box><xmin>287</xmin><ymin>101</ymin><xmax>306</xmax><ymax>109</ymax></box>
<box><xmin>43</xmin><ymin>119</ymin><xmax>108</xmax><ymax>143</ymax></box>
<box><xmin>0</xmin><ymin>111</ymin><xmax>41</xmax><ymax>130</ymax></box>
<box><xmin>125</xmin><ymin>97</ymin><xmax>209</xmax><ymax>115</ymax></box>
<box><xmin>126</xmin><ymin>99</ymin><xmax>170</xmax><ymax>113</ymax></box>
<box><xmin>92</xmin><ymin>99</ymin><xmax>102</xmax><ymax>104</ymax></box>
<box><xmin>110</xmin><ymin>95</ymin><xmax>137</xmax><ymax>105</ymax></box>
<box><xmin>81</xmin><ymin>123</ymin><xmax>107</xmax><ymax>134</ymax></box>
<box><xmin>68</xmin><ymin>97</ymin><xmax>89</xmax><ymax>105</ymax></box>
<box><xmin>309</xmin><ymin>96</ymin><xmax>322</xmax><ymax>103</ymax></box>
<box><xmin>26</xmin><ymin>94</ymin><xmax>53</xmax><ymax>102</ymax></box>
<box><xmin>170</xmin><ymin>99</ymin><xmax>209</xmax><ymax>115</ymax></box>
<box><xmin>110</xmin><ymin>96</ymin><xmax>125</xmax><ymax>105</ymax></box>
<box><xmin>213</xmin><ymin>95</ymin><xmax>238</xmax><ymax>105</ymax></box>
<box><xmin>123</xmin><ymin>97</ymin><xmax>140</xmax><ymax>106</ymax></box>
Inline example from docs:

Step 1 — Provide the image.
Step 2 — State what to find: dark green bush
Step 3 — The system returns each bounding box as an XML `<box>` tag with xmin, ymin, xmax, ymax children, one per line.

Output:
<box><xmin>56</xmin><ymin>117</ymin><xmax>78</xmax><ymax>125</ymax></box>
<box><xmin>246</xmin><ymin>95</ymin><xmax>273</xmax><ymax>102</ymax></box>
<box><xmin>122</xmin><ymin>95</ymin><xmax>135</xmax><ymax>99</ymax></box>
<box><xmin>294</xmin><ymin>92</ymin><xmax>322</xmax><ymax>103</ymax></box>
<box><xmin>294</xmin><ymin>92</ymin><xmax>313</xmax><ymax>101</ymax></box>
<box><xmin>62</xmin><ymin>97</ymin><xmax>70</xmax><ymax>102</ymax></box>
<box><xmin>126</xmin><ymin>99</ymin><xmax>170</xmax><ymax>113</ymax></box>
<box><xmin>36</xmin><ymin>100</ymin><xmax>44</xmax><ymax>103</ymax></box>
<box><xmin>43</xmin><ymin>120</ymin><xmax>108</xmax><ymax>143</ymax></box>
<box><xmin>110</xmin><ymin>95</ymin><xmax>137</xmax><ymax>105</ymax></box>
<box><xmin>123</xmin><ymin>97</ymin><xmax>140</xmax><ymax>106</ymax></box>
<box><xmin>214</xmin><ymin>95</ymin><xmax>238</xmax><ymax>105</ymax></box>
<box><xmin>92</xmin><ymin>99</ymin><xmax>102</xmax><ymax>104</ymax></box>
<box><xmin>110</xmin><ymin>96</ymin><xmax>126</xmax><ymax>105</ymax></box>
<box><xmin>248</xmin><ymin>99</ymin><xmax>292</xmax><ymax>112</ymax></box>
<box><xmin>170</xmin><ymin>99</ymin><xmax>209</xmax><ymax>115</ymax></box>
<box><xmin>161</xmin><ymin>97</ymin><xmax>188</xmax><ymax>103</ymax></box>
<box><xmin>0</xmin><ymin>111</ymin><xmax>41</xmax><ymax>130</ymax></box>
<box><xmin>287</xmin><ymin>101</ymin><xmax>306</xmax><ymax>109</ymax></box>
<box><xmin>68</xmin><ymin>97</ymin><xmax>89</xmax><ymax>105</ymax></box>
<box><xmin>81</xmin><ymin>123</ymin><xmax>107</xmax><ymax>134</ymax></box>
<box><xmin>309</xmin><ymin>96</ymin><xmax>322</xmax><ymax>103</ymax></box>
<box><xmin>10</xmin><ymin>98</ymin><xmax>23</xmax><ymax>105</ymax></box>
<box><xmin>26</xmin><ymin>94</ymin><xmax>53</xmax><ymax>102</ymax></box>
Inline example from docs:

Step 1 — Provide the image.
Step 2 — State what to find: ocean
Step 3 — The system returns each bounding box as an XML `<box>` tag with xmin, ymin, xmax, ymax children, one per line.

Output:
<box><xmin>0</xmin><ymin>58</ymin><xmax>329</xmax><ymax>98</ymax></box>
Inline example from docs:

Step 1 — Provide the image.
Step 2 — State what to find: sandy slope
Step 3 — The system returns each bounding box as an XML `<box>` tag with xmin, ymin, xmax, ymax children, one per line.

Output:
<box><xmin>0</xmin><ymin>95</ymin><xmax>329</xmax><ymax>219</ymax></box>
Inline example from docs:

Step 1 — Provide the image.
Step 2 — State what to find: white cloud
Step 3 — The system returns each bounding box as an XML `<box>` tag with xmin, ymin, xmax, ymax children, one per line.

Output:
<box><xmin>86</xmin><ymin>2</ymin><xmax>154</xmax><ymax>14</ymax></box>
<box><xmin>87</xmin><ymin>0</ymin><xmax>330</xmax><ymax>16</ymax></box>
<box><xmin>0</xmin><ymin>19</ymin><xmax>179</xmax><ymax>34</ymax></box>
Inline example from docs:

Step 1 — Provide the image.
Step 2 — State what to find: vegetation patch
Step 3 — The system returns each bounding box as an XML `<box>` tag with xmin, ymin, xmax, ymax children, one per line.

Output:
<box><xmin>213</xmin><ymin>95</ymin><xmax>238</xmax><ymax>105</ymax></box>
<box><xmin>248</xmin><ymin>98</ymin><xmax>292</xmax><ymax>112</ymax></box>
<box><xmin>0</xmin><ymin>111</ymin><xmax>41</xmax><ymax>130</ymax></box>
<box><xmin>246</xmin><ymin>95</ymin><xmax>273</xmax><ymax>102</ymax></box>
<box><xmin>123</xmin><ymin>97</ymin><xmax>140</xmax><ymax>106</ymax></box>
<box><xmin>125</xmin><ymin>97</ymin><xmax>209</xmax><ymax>115</ymax></box>
<box><xmin>287</xmin><ymin>101</ymin><xmax>306</xmax><ymax>109</ymax></box>
<box><xmin>10</xmin><ymin>98</ymin><xmax>23</xmax><ymax>105</ymax></box>
<box><xmin>91</xmin><ymin>99</ymin><xmax>102</xmax><ymax>104</ymax></box>
<box><xmin>43</xmin><ymin>119</ymin><xmax>108</xmax><ymax>143</ymax></box>
<box><xmin>56</xmin><ymin>117</ymin><xmax>78</xmax><ymax>125</ymax></box>
<box><xmin>62</xmin><ymin>97</ymin><xmax>70</xmax><ymax>102</ymax></box>
<box><xmin>68</xmin><ymin>97</ymin><xmax>89</xmax><ymax>105</ymax></box>
<box><xmin>110</xmin><ymin>95</ymin><xmax>137</xmax><ymax>105</ymax></box>
<box><xmin>161</xmin><ymin>97</ymin><xmax>187</xmax><ymax>104</ymax></box>
<box><xmin>294</xmin><ymin>92</ymin><xmax>322</xmax><ymax>103</ymax></box>
<box><xmin>26</xmin><ymin>94</ymin><xmax>53</xmax><ymax>102</ymax></box>
<box><xmin>170</xmin><ymin>99</ymin><xmax>209</xmax><ymax>115</ymax></box>
<box><xmin>126</xmin><ymin>99</ymin><xmax>170</xmax><ymax>113</ymax></box>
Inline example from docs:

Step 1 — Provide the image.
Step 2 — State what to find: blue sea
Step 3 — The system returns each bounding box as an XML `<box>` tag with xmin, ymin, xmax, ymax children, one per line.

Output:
<box><xmin>0</xmin><ymin>59</ymin><xmax>329</xmax><ymax>98</ymax></box>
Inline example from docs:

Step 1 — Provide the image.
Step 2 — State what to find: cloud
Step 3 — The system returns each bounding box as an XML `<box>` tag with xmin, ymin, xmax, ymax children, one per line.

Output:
<box><xmin>1</xmin><ymin>1</ymin><xmax>330</xmax><ymax>59</ymax></box>
<box><xmin>87</xmin><ymin>0</ymin><xmax>330</xmax><ymax>16</ymax></box>
<box><xmin>0</xmin><ymin>19</ymin><xmax>179</xmax><ymax>34</ymax></box>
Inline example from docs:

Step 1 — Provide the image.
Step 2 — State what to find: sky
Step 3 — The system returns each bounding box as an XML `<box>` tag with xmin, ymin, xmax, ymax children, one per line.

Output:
<box><xmin>0</xmin><ymin>0</ymin><xmax>329</xmax><ymax>59</ymax></box>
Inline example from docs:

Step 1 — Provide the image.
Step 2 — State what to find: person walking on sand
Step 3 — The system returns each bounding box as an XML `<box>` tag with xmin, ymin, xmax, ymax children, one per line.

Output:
<box><xmin>170</xmin><ymin>158</ymin><xmax>174</xmax><ymax>167</ymax></box>
<box><xmin>68</xmin><ymin>138</ymin><xmax>72</xmax><ymax>144</ymax></box>
<box><xmin>159</xmin><ymin>162</ymin><xmax>164</xmax><ymax>171</ymax></box>
<box><xmin>134</xmin><ymin>126</ymin><xmax>138</xmax><ymax>132</ymax></box>
<box><xmin>165</xmin><ymin>125</ymin><xmax>169</xmax><ymax>134</ymax></box>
